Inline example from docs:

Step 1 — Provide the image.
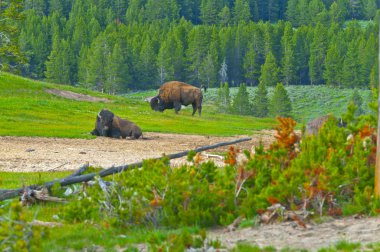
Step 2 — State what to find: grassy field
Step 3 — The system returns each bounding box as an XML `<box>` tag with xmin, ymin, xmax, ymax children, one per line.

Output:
<box><xmin>0</xmin><ymin>72</ymin><xmax>276</xmax><ymax>138</ymax></box>
<box><xmin>125</xmin><ymin>85</ymin><xmax>373</xmax><ymax>124</ymax></box>
<box><xmin>0</xmin><ymin>73</ymin><xmax>372</xmax><ymax>138</ymax></box>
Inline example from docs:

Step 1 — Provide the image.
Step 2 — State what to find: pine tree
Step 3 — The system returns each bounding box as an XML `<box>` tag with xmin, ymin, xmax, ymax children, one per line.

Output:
<box><xmin>309</xmin><ymin>23</ymin><xmax>328</xmax><ymax>85</ymax></box>
<box><xmin>200</xmin><ymin>0</ymin><xmax>220</xmax><ymax>25</ymax></box>
<box><xmin>231</xmin><ymin>83</ymin><xmax>251</xmax><ymax>115</ymax></box>
<box><xmin>350</xmin><ymin>88</ymin><xmax>364</xmax><ymax>116</ymax></box>
<box><xmin>219</xmin><ymin>58</ymin><xmax>228</xmax><ymax>84</ymax></box>
<box><xmin>186</xmin><ymin>26</ymin><xmax>210</xmax><ymax>85</ymax></box>
<box><xmin>205</xmin><ymin>27</ymin><xmax>220</xmax><ymax>88</ymax></box>
<box><xmin>233</xmin><ymin>0</ymin><xmax>251</xmax><ymax>24</ymax></box>
<box><xmin>259</xmin><ymin>51</ymin><xmax>280</xmax><ymax>87</ymax></box>
<box><xmin>369</xmin><ymin>60</ymin><xmax>378</xmax><ymax>89</ymax></box>
<box><xmin>243</xmin><ymin>44</ymin><xmax>260</xmax><ymax>86</ymax></box>
<box><xmin>349</xmin><ymin>0</ymin><xmax>364</xmax><ymax>19</ymax></box>
<box><xmin>281</xmin><ymin>22</ymin><xmax>296</xmax><ymax>85</ymax></box>
<box><xmin>267</xmin><ymin>0</ymin><xmax>281</xmax><ymax>22</ymax></box>
<box><xmin>105</xmin><ymin>43</ymin><xmax>130</xmax><ymax>94</ymax></box>
<box><xmin>324</xmin><ymin>43</ymin><xmax>342</xmax><ymax>87</ymax></box>
<box><xmin>216</xmin><ymin>82</ymin><xmax>231</xmax><ymax>113</ymax></box>
<box><xmin>297</xmin><ymin>0</ymin><xmax>310</xmax><ymax>26</ymax></box>
<box><xmin>157</xmin><ymin>40</ymin><xmax>175</xmax><ymax>84</ymax></box>
<box><xmin>293</xmin><ymin>26</ymin><xmax>311</xmax><ymax>84</ymax></box>
<box><xmin>24</xmin><ymin>0</ymin><xmax>46</xmax><ymax>15</ymax></box>
<box><xmin>269</xmin><ymin>82</ymin><xmax>292</xmax><ymax>117</ymax></box>
<box><xmin>232</xmin><ymin>23</ymin><xmax>249</xmax><ymax>85</ymax></box>
<box><xmin>84</xmin><ymin>34</ymin><xmax>110</xmax><ymax>91</ymax></box>
<box><xmin>137</xmin><ymin>36</ymin><xmax>157</xmax><ymax>89</ymax></box>
<box><xmin>252</xmin><ymin>80</ymin><xmax>269</xmax><ymax>118</ymax></box>
<box><xmin>286</xmin><ymin>0</ymin><xmax>299</xmax><ymax>26</ymax></box>
<box><xmin>125</xmin><ymin>0</ymin><xmax>144</xmax><ymax>23</ymax></box>
<box><xmin>199</xmin><ymin>53</ymin><xmax>217</xmax><ymax>88</ymax></box>
<box><xmin>309</xmin><ymin>0</ymin><xmax>326</xmax><ymax>25</ymax></box>
<box><xmin>145</xmin><ymin>0</ymin><xmax>179</xmax><ymax>23</ymax></box>
<box><xmin>177</xmin><ymin>0</ymin><xmax>201</xmax><ymax>24</ymax></box>
<box><xmin>359</xmin><ymin>34</ymin><xmax>376</xmax><ymax>87</ymax></box>
<box><xmin>0</xmin><ymin>0</ymin><xmax>25</xmax><ymax>72</ymax></box>
<box><xmin>364</xmin><ymin>0</ymin><xmax>377</xmax><ymax>19</ymax></box>
<box><xmin>218</xmin><ymin>5</ymin><xmax>231</xmax><ymax>26</ymax></box>
<box><xmin>77</xmin><ymin>45</ymin><xmax>92</xmax><ymax>89</ymax></box>
<box><xmin>45</xmin><ymin>36</ymin><xmax>71</xmax><ymax>84</ymax></box>
<box><xmin>342</xmin><ymin>39</ymin><xmax>360</xmax><ymax>88</ymax></box>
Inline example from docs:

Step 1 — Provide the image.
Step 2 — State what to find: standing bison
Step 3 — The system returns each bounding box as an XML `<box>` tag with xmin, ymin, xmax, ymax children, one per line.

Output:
<box><xmin>150</xmin><ymin>81</ymin><xmax>203</xmax><ymax>116</ymax></box>
<box><xmin>91</xmin><ymin>109</ymin><xmax>142</xmax><ymax>139</ymax></box>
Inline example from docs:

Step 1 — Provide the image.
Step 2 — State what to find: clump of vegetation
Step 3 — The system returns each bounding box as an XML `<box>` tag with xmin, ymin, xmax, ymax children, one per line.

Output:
<box><xmin>269</xmin><ymin>82</ymin><xmax>293</xmax><ymax>118</ymax></box>
<box><xmin>61</xmin><ymin>104</ymin><xmax>379</xmax><ymax>231</ymax></box>
<box><xmin>231</xmin><ymin>83</ymin><xmax>251</xmax><ymax>115</ymax></box>
<box><xmin>0</xmin><ymin>201</ymin><xmax>48</xmax><ymax>251</ymax></box>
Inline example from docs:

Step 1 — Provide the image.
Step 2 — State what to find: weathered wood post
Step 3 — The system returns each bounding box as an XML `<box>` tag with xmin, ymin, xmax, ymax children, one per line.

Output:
<box><xmin>375</xmin><ymin>18</ymin><xmax>380</xmax><ymax>197</ymax></box>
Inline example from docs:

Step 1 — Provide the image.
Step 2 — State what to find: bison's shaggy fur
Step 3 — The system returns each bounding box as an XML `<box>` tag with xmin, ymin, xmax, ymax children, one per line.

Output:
<box><xmin>91</xmin><ymin>109</ymin><xmax>142</xmax><ymax>139</ymax></box>
<box><xmin>150</xmin><ymin>81</ymin><xmax>203</xmax><ymax>116</ymax></box>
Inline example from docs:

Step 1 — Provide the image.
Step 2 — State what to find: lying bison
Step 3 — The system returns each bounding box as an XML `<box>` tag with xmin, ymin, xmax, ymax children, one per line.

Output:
<box><xmin>91</xmin><ymin>109</ymin><xmax>142</xmax><ymax>139</ymax></box>
<box><xmin>150</xmin><ymin>81</ymin><xmax>203</xmax><ymax>116</ymax></box>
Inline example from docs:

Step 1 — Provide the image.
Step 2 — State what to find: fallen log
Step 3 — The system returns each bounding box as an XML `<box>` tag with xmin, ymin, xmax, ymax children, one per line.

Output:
<box><xmin>0</xmin><ymin>137</ymin><xmax>251</xmax><ymax>201</ymax></box>
<box><xmin>0</xmin><ymin>163</ymin><xmax>90</xmax><ymax>201</ymax></box>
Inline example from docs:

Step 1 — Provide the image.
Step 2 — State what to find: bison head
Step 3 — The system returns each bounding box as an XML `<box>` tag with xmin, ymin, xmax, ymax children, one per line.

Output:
<box><xmin>150</xmin><ymin>96</ymin><xmax>165</xmax><ymax>112</ymax></box>
<box><xmin>98</xmin><ymin>109</ymin><xmax>115</xmax><ymax>136</ymax></box>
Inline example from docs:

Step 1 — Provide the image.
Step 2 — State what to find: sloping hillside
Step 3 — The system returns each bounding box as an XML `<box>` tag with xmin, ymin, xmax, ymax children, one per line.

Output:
<box><xmin>0</xmin><ymin>73</ymin><xmax>276</xmax><ymax>138</ymax></box>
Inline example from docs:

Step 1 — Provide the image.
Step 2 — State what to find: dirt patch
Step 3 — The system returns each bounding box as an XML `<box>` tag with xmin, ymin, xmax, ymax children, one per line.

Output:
<box><xmin>45</xmin><ymin>89</ymin><xmax>111</xmax><ymax>103</ymax></box>
<box><xmin>209</xmin><ymin>215</ymin><xmax>380</xmax><ymax>251</ymax></box>
<box><xmin>0</xmin><ymin>131</ymin><xmax>275</xmax><ymax>172</ymax></box>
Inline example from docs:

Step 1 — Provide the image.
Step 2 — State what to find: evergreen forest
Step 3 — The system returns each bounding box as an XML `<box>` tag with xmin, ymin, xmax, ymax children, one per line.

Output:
<box><xmin>2</xmin><ymin>0</ymin><xmax>380</xmax><ymax>93</ymax></box>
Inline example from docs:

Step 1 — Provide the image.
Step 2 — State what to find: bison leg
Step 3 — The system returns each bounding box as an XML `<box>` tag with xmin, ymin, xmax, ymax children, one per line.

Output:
<box><xmin>174</xmin><ymin>102</ymin><xmax>181</xmax><ymax>114</ymax></box>
<box><xmin>192</xmin><ymin>103</ymin><xmax>197</xmax><ymax>116</ymax></box>
<box><xmin>192</xmin><ymin>103</ymin><xmax>202</xmax><ymax>116</ymax></box>
<box><xmin>90</xmin><ymin>129</ymin><xmax>100</xmax><ymax>136</ymax></box>
<box><xmin>110</xmin><ymin>129</ymin><xmax>121</xmax><ymax>139</ymax></box>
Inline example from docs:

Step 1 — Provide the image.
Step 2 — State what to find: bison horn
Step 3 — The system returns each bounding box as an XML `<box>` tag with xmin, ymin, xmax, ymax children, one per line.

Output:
<box><xmin>98</xmin><ymin>111</ymin><xmax>102</xmax><ymax>119</ymax></box>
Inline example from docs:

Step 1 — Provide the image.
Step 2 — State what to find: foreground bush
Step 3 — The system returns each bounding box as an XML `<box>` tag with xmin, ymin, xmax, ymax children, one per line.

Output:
<box><xmin>63</xmin><ymin>108</ymin><xmax>379</xmax><ymax>229</ymax></box>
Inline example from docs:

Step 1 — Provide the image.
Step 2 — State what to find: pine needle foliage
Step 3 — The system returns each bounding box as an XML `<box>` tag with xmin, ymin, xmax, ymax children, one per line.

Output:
<box><xmin>216</xmin><ymin>82</ymin><xmax>231</xmax><ymax>113</ymax></box>
<box><xmin>231</xmin><ymin>83</ymin><xmax>251</xmax><ymax>115</ymax></box>
<box><xmin>252</xmin><ymin>81</ymin><xmax>269</xmax><ymax>117</ymax></box>
<box><xmin>269</xmin><ymin>82</ymin><xmax>292</xmax><ymax>117</ymax></box>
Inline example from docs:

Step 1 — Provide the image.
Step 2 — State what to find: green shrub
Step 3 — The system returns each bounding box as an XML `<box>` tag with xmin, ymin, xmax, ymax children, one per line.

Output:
<box><xmin>0</xmin><ymin>201</ymin><xmax>48</xmax><ymax>252</ymax></box>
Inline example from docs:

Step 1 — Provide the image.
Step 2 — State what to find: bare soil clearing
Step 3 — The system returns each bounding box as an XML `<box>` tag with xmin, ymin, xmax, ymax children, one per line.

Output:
<box><xmin>45</xmin><ymin>89</ymin><xmax>112</xmax><ymax>103</ymax></box>
<box><xmin>0</xmin><ymin>131</ymin><xmax>274</xmax><ymax>172</ymax></box>
<box><xmin>209</xmin><ymin>215</ymin><xmax>380</xmax><ymax>251</ymax></box>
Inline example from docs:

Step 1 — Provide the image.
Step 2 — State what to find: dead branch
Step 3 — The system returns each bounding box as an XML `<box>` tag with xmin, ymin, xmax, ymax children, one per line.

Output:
<box><xmin>20</xmin><ymin>187</ymin><xmax>67</xmax><ymax>206</ymax></box>
<box><xmin>66</xmin><ymin>162</ymin><xmax>89</xmax><ymax>178</ymax></box>
<box><xmin>225</xmin><ymin>215</ymin><xmax>245</xmax><ymax>232</ymax></box>
<box><xmin>0</xmin><ymin>163</ymin><xmax>89</xmax><ymax>202</ymax></box>
<box><xmin>30</xmin><ymin>220</ymin><xmax>63</xmax><ymax>227</ymax></box>
<box><xmin>0</xmin><ymin>137</ymin><xmax>251</xmax><ymax>201</ymax></box>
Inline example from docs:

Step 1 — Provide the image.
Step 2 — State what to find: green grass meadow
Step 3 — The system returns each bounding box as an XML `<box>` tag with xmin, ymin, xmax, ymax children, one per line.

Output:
<box><xmin>0</xmin><ymin>72</ymin><xmax>276</xmax><ymax>138</ymax></box>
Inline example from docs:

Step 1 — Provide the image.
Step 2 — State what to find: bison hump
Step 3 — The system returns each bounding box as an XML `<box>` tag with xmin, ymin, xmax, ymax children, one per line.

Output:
<box><xmin>159</xmin><ymin>81</ymin><xmax>200</xmax><ymax>103</ymax></box>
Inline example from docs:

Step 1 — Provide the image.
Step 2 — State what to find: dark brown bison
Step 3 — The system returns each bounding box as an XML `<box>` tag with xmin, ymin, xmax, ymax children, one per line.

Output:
<box><xmin>91</xmin><ymin>109</ymin><xmax>142</xmax><ymax>139</ymax></box>
<box><xmin>150</xmin><ymin>81</ymin><xmax>203</xmax><ymax>116</ymax></box>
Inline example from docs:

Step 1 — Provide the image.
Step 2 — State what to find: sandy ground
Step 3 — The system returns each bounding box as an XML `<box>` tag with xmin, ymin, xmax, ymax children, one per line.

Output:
<box><xmin>0</xmin><ymin>131</ymin><xmax>274</xmax><ymax>172</ymax></box>
<box><xmin>209</xmin><ymin>215</ymin><xmax>380</xmax><ymax>251</ymax></box>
